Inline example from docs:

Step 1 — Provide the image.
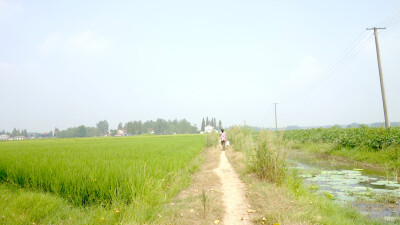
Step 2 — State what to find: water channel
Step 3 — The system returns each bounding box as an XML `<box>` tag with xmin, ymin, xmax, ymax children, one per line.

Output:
<box><xmin>287</xmin><ymin>151</ymin><xmax>400</xmax><ymax>222</ymax></box>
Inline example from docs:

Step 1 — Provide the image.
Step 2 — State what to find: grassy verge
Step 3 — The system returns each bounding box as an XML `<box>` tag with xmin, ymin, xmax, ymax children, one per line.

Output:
<box><xmin>226</xmin><ymin>127</ymin><xmax>385</xmax><ymax>224</ymax></box>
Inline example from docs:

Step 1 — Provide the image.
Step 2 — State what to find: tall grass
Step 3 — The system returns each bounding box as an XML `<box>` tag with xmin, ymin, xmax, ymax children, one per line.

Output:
<box><xmin>229</xmin><ymin>126</ymin><xmax>287</xmax><ymax>184</ymax></box>
<box><xmin>0</xmin><ymin>135</ymin><xmax>205</xmax><ymax>222</ymax></box>
<box><xmin>206</xmin><ymin>132</ymin><xmax>219</xmax><ymax>147</ymax></box>
<box><xmin>252</xmin><ymin>130</ymin><xmax>287</xmax><ymax>184</ymax></box>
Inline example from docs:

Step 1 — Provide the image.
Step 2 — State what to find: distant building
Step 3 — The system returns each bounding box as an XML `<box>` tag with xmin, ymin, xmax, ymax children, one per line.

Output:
<box><xmin>204</xmin><ymin>125</ymin><xmax>214</xmax><ymax>133</ymax></box>
<box><xmin>12</xmin><ymin>136</ymin><xmax>26</xmax><ymax>140</ymax></box>
<box><xmin>0</xmin><ymin>134</ymin><xmax>10</xmax><ymax>140</ymax></box>
<box><xmin>115</xmin><ymin>129</ymin><xmax>127</xmax><ymax>137</ymax></box>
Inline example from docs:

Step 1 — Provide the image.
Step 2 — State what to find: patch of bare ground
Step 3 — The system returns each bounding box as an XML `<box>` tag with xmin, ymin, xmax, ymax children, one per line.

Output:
<box><xmin>226</xmin><ymin>148</ymin><xmax>313</xmax><ymax>225</ymax></box>
<box><xmin>214</xmin><ymin>147</ymin><xmax>253</xmax><ymax>225</ymax></box>
<box><xmin>153</xmin><ymin>147</ymin><xmax>224</xmax><ymax>225</ymax></box>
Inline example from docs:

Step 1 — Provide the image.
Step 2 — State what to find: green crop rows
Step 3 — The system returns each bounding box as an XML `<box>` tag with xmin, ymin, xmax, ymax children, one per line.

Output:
<box><xmin>0</xmin><ymin>135</ymin><xmax>205</xmax><ymax>211</ymax></box>
<box><xmin>283</xmin><ymin>126</ymin><xmax>400</xmax><ymax>150</ymax></box>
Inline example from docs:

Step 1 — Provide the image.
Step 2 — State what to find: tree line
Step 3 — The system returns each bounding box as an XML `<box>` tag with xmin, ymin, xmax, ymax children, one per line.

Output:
<box><xmin>1</xmin><ymin>118</ymin><xmax>217</xmax><ymax>139</ymax></box>
<box><xmin>0</xmin><ymin>128</ymin><xmax>28</xmax><ymax>137</ymax></box>
<box><xmin>118</xmin><ymin>119</ymin><xmax>197</xmax><ymax>136</ymax></box>
<box><xmin>0</xmin><ymin>128</ymin><xmax>54</xmax><ymax>138</ymax></box>
<box><xmin>56</xmin><ymin>118</ymin><xmax>198</xmax><ymax>138</ymax></box>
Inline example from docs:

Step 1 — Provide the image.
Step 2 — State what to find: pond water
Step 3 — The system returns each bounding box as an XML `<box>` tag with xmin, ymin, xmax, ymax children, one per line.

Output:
<box><xmin>287</xmin><ymin>151</ymin><xmax>400</xmax><ymax>222</ymax></box>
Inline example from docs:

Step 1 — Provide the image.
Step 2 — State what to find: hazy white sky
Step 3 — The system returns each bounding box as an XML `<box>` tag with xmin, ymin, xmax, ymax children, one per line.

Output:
<box><xmin>1</xmin><ymin>0</ymin><xmax>399</xmax><ymax>132</ymax></box>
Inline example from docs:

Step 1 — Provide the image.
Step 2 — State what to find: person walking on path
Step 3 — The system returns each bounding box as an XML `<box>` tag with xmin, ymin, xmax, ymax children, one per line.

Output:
<box><xmin>220</xmin><ymin>129</ymin><xmax>227</xmax><ymax>151</ymax></box>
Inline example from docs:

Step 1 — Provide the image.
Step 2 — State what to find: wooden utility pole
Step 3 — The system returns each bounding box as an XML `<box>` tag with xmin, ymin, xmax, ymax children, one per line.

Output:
<box><xmin>273</xmin><ymin>103</ymin><xmax>278</xmax><ymax>131</ymax></box>
<box><xmin>367</xmin><ymin>27</ymin><xmax>390</xmax><ymax>128</ymax></box>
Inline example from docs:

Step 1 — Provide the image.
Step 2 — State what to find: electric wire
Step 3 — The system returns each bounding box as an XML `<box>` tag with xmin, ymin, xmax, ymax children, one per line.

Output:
<box><xmin>385</xmin><ymin>18</ymin><xmax>400</xmax><ymax>27</ymax></box>
<box><xmin>279</xmin><ymin>30</ymin><xmax>370</xmax><ymax>105</ymax></box>
<box><xmin>285</xmin><ymin>34</ymin><xmax>375</xmax><ymax>126</ymax></box>
<box><xmin>321</xmin><ymin>33</ymin><xmax>374</xmax><ymax>81</ymax></box>
<box><xmin>271</xmin><ymin>14</ymin><xmax>399</xmax><ymax>127</ymax></box>
<box><xmin>377</xmin><ymin>13</ymin><xmax>400</xmax><ymax>27</ymax></box>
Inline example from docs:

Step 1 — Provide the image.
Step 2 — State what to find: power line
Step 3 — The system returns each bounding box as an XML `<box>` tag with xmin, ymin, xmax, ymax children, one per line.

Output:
<box><xmin>321</xmin><ymin>33</ymin><xmax>374</xmax><ymax>80</ymax></box>
<box><xmin>385</xmin><ymin>18</ymin><xmax>400</xmax><ymax>27</ymax></box>
<box><xmin>278</xmin><ymin>31</ymin><xmax>371</xmax><ymax>105</ymax></box>
<box><xmin>286</xmin><ymin>34</ymin><xmax>375</xmax><ymax>125</ymax></box>
<box><xmin>377</xmin><ymin>13</ymin><xmax>400</xmax><ymax>27</ymax></box>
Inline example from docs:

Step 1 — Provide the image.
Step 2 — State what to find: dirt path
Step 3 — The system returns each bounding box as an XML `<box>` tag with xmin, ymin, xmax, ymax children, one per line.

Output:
<box><xmin>214</xmin><ymin>150</ymin><xmax>253</xmax><ymax>225</ymax></box>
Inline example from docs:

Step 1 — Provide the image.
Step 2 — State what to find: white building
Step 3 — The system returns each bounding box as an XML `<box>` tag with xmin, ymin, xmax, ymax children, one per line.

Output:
<box><xmin>12</xmin><ymin>136</ymin><xmax>26</xmax><ymax>140</ymax></box>
<box><xmin>0</xmin><ymin>134</ymin><xmax>10</xmax><ymax>140</ymax></box>
<box><xmin>115</xmin><ymin>129</ymin><xmax>127</xmax><ymax>137</ymax></box>
<box><xmin>204</xmin><ymin>125</ymin><xmax>214</xmax><ymax>133</ymax></box>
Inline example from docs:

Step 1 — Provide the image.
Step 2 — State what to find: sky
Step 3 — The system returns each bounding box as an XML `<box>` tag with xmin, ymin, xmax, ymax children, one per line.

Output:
<box><xmin>1</xmin><ymin>0</ymin><xmax>400</xmax><ymax>132</ymax></box>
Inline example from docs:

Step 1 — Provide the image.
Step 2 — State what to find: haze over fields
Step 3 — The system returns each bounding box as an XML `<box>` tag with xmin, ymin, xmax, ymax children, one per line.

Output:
<box><xmin>1</xmin><ymin>0</ymin><xmax>399</xmax><ymax>132</ymax></box>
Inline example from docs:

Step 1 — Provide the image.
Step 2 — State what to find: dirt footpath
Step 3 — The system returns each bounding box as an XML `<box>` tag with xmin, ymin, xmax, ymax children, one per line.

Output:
<box><xmin>156</xmin><ymin>147</ymin><xmax>253</xmax><ymax>225</ymax></box>
<box><xmin>214</xmin><ymin>150</ymin><xmax>253</xmax><ymax>225</ymax></box>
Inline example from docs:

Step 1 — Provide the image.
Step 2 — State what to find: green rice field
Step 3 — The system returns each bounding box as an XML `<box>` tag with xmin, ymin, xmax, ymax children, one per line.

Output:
<box><xmin>0</xmin><ymin>135</ymin><xmax>205</xmax><ymax>224</ymax></box>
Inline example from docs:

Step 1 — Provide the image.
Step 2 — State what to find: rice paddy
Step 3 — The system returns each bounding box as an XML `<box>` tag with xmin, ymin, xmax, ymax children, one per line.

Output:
<box><xmin>0</xmin><ymin>134</ymin><xmax>205</xmax><ymax>223</ymax></box>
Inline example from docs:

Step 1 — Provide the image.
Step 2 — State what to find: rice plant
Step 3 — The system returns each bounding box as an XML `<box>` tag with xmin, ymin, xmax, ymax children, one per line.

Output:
<box><xmin>0</xmin><ymin>135</ymin><xmax>205</xmax><ymax>222</ymax></box>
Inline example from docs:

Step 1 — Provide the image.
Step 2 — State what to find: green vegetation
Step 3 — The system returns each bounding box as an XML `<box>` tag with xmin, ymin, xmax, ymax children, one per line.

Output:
<box><xmin>229</xmin><ymin>126</ymin><xmax>287</xmax><ymax>184</ymax></box>
<box><xmin>57</xmin><ymin>125</ymin><xmax>98</xmax><ymax>138</ymax></box>
<box><xmin>284</xmin><ymin>126</ymin><xmax>400</xmax><ymax>150</ymax></box>
<box><xmin>228</xmin><ymin>126</ymin><xmax>384</xmax><ymax>224</ymax></box>
<box><xmin>0</xmin><ymin>135</ymin><xmax>205</xmax><ymax>224</ymax></box>
<box><xmin>122</xmin><ymin>119</ymin><xmax>198</xmax><ymax>136</ymax></box>
<box><xmin>0</xmin><ymin>183</ymin><xmax>120</xmax><ymax>225</ymax></box>
<box><xmin>206</xmin><ymin>132</ymin><xmax>219</xmax><ymax>147</ymax></box>
<box><xmin>283</xmin><ymin>127</ymin><xmax>400</xmax><ymax>171</ymax></box>
<box><xmin>0</xmin><ymin>128</ymin><xmax>29</xmax><ymax>138</ymax></box>
<box><xmin>57</xmin><ymin>119</ymin><xmax>199</xmax><ymax>138</ymax></box>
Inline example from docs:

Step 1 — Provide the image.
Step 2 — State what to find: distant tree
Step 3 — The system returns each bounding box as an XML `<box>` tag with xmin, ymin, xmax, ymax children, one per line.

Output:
<box><xmin>11</xmin><ymin>128</ymin><xmax>19</xmax><ymax>137</ymax></box>
<box><xmin>76</xmin><ymin>125</ymin><xmax>86</xmax><ymax>137</ymax></box>
<box><xmin>201</xmin><ymin>118</ymin><xmax>205</xmax><ymax>132</ymax></box>
<box><xmin>49</xmin><ymin>131</ymin><xmax>54</xmax><ymax>138</ymax></box>
<box><xmin>85</xmin><ymin>127</ymin><xmax>98</xmax><ymax>137</ymax></box>
<box><xmin>118</xmin><ymin>122</ymin><xmax>123</xmax><ymax>130</ymax></box>
<box><xmin>218</xmin><ymin>120</ymin><xmax>222</xmax><ymax>130</ymax></box>
<box><xmin>110</xmin><ymin>129</ymin><xmax>117</xmax><ymax>136</ymax></box>
<box><xmin>21</xmin><ymin>129</ymin><xmax>28</xmax><ymax>137</ymax></box>
<box><xmin>206</xmin><ymin>117</ymin><xmax>209</xmax><ymax>126</ymax></box>
<box><xmin>0</xmin><ymin>129</ymin><xmax>4</xmax><ymax>135</ymax></box>
<box><xmin>125</xmin><ymin>121</ymin><xmax>134</xmax><ymax>135</ymax></box>
<box><xmin>54</xmin><ymin>127</ymin><xmax>60</xmax><ymax>137</ymax></box>
<box><xmin>132</xmin><ymin>121</ymin><xmax>142</xmax><ymax>135</ymax></box>
<box><xmin>96</xmin><ymin>120</ymin><xmax>109</xmax><ymax>136</ymax></box>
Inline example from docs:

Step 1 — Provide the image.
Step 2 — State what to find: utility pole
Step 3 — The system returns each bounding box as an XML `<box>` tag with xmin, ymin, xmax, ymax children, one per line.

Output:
<box><xmin>367</xmin><ymin>27</ymin><xmax>390</xmax><ymax>128</ymax></box>
<box><xmin>273</xmin><ymin>103</ymin><xmax>278</xmax><ymax>131</ymax></box>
